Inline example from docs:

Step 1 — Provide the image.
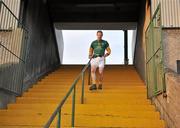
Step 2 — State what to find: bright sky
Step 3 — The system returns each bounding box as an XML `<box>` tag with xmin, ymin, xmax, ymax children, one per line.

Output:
<box><xmin>57</xmin><ymin>30</ymin><xmax>134</xmax><ymax>65</ymax></box>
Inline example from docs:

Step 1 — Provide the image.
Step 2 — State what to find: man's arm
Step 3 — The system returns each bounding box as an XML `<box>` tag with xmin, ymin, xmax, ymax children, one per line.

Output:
<box><xmin>104</xmin><ymin>46</ymin><xmax>111</xmax><ymax>57</ymax></box>
<box><xmin>89</xmin><ymin>47</ymin><xmax>94</xmax><ymax>59</ymax></box>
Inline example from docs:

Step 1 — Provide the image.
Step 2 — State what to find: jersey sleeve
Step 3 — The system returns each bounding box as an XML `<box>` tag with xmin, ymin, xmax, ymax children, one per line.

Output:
<box><xmin>89</xmin><ymin>42</ymin><xmax>94</xmax><ymax>56</ymax></box>
<box><xmin>105</xmin><ymin>41</ymin><xmax>109</xmax><ymax>49</ymax></box>
<box><xmin>90</xmin><ymin>42</ymin><xmax>94</xmax><ymax>49</ymax></box>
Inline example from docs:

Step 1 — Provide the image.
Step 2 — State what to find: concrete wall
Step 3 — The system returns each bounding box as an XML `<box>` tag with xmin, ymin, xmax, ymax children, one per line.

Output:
<box><xmin>134</xmin><ymin>0</ymin><xmax>151</xmax><ymax>82</ymax></box>
<box><xmin>152</xmin><ymin>29</ymin><xmax>180</xmax><ymax>128</ymax></box>
<box><xmin>22</xmin><ymin>0</ymin><xmax>60</xmax><ymax>90</ymax></box>
<box><xmin>0</xmin><ymin>0</ymin><xmax>60</xmax><ymax>108</ymax></box>
<box><xmin>0</xmin><ymin>90</ymin><xmax>16</xmax><ymax>108</ymax></box>
<box><xmin>152</xmin><ymin>71</ymin><xmax>180</xmax><ymax>128</ymax></box>
<box><xmin>55</xmin><ymin>29</ymin><xmax>64</xmax><ymax>64</ymax></box>
<box><xmin>162</xmin><ymin>29</ymin><xmax>180</xmax><ymax>73</ymax></box>
<box><xmin>131</xmin><ymin>30</ymin><xmax>137</xmax><ymax>62</ymax></box>
<box><xmin>134</xmin><ymin>1</ymin><xmax>180</xmax><ymax>127</ymax></box>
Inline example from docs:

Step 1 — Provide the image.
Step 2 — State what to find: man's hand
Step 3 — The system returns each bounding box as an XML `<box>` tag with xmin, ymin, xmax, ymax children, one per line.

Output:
<box><xmin>89</xmin><ymin>55</ymin><xmax>93</xmax><ymax>59</ymax></box>
<box><xmin>104</xmin><ymin>53</ymin><xmax>110</xmax><ymax>58</ymax></box>
<box><xmin>104</xmin><ymin>47</ymin><xmax>111</xmax><ymax>58</ymax></box>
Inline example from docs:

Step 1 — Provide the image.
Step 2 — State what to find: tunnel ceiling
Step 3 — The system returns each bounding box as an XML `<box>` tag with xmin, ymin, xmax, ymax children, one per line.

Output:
<box><xmin>48</xmin><ymin>0</ymin><xmax>142</xmax><ymax>22</ymax></box>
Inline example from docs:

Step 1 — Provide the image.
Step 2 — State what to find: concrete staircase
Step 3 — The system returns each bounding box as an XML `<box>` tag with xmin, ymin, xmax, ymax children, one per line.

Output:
<box><xmin>0</xmin><ymin>66</ymin><xmax>165</xmax><ymax>127</ymax></box>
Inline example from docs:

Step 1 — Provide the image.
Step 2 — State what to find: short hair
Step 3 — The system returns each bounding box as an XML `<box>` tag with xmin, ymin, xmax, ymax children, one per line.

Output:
<box><xmin>97</xmin><ymin>30</ymin><xmax>103</xmax><ymax>34</ymax></box>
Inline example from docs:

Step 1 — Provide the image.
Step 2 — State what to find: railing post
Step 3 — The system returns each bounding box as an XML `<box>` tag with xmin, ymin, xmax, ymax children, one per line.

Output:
<box><xmin>71</xmin><ymin>84</ymin><xmax>76</xmax><ymax>127</ymax></box>
<box><xmin>57</xmin><ymin>109</ymin><xmax>61</xmax><ymax>128</ymax></box>
<box><xmin>44</xmin><ymin>61</ymin><xmax>90</xmax><ymax>127</ymax></box>
<box><xmin>88</xmin><ymin>64</ymin><xmax>91</xmax><ymax>85</ymax></box>
<box><xmin>81</xmin><ymin>72</ymin><xmax>85</xmax><ymax>104</ymax></box>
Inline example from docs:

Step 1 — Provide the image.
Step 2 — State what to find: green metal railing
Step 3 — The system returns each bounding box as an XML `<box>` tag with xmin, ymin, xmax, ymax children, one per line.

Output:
<box><xmin>0</xmin><ymin>0</ymin><xmax>28</xmax><ymax>95</ymax></box>
<box><xmin>44</xmin><ymin>59</ymin><xmax>91</xmax><ymax>128</ymax></box>
<box><xmin>145</xmin><ymin>4</ymin><xmax>166</xmax><ymax>98</ymax></box>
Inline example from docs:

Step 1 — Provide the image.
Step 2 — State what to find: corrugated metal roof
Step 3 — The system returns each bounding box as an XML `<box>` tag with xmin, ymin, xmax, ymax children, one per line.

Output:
<box><xmin>151</xmin><ymin>0</ymin><xmax>180</xmax><ymax>28</ymax></box>
<box><xmin>0</xmin><ymin>0</ymin><xmax>21</xmax><ymax>29</ymax></box>
<box><xmin>2</xmin><ymin>0</ymin><xmax>20</xmax><ymax>18</ymax></box>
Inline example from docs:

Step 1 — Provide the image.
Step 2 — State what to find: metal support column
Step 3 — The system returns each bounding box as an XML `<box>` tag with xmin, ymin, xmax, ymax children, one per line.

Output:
<box><xmin>124</xmin><ymin>30</ymin><xmax>129</xmax><ymax>65</ymax></box>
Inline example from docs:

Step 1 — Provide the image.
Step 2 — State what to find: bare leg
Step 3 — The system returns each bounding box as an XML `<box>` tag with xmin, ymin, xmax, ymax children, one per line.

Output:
<box><xmin>98</xmin><ymin>67</ymin><xmax>104</xmax><ymax>85</ymax></box>
<box><xmin>91</xmin><ymin>65</ymin><xmax>97</xmax><ymax>85</ymax></box>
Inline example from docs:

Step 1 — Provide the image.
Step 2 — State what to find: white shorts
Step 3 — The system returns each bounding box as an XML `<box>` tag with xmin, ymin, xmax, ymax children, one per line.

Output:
<box><xmin>90</xmin><ymin>56</ymin><xmax>105</xmax><ymax>68</ymax></box>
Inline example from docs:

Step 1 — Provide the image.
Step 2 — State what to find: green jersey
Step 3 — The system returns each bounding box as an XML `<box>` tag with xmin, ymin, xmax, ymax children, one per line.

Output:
<box><xmin>90</xmin><ymin>40</ymin><xmax>109</xmax><ymax>56</ymax></box>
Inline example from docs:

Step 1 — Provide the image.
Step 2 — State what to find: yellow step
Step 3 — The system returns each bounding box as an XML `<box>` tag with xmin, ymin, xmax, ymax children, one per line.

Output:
<box><xmin>8</xmin><ymin>103</ymin><xmax>58</xmax><ymax>110</ymax></box>
<box><xmin>0</xmin><ymin>66</ymin><xmax>165</xmax><ymax>128</ymax></box>
<box><xmin>28</xmin><ymin>88</ymin><xmax>147</xmax><ymax>93</ymax></box>
<box><xmin>8</xmin><ymin>104</ymin><xmax>155</xmax><ymax>111</ymax></box>
<box><xmin>0</xmin><ymin>115</ymin><xmax>165</xmax><ymax>128</ymax></box>
<box><xmin>32</xmin><ymin>85</ymin><xmax>147</xmax><ymax>89</ymax></box>
<box><xmin>15</xmin><ymin>97</ymin><xmax>151</xmax><ymax>105</ymax></box>
<box><xmin>0</xmin><ymin>108</ymin><xmax>160</xmax><ymax>119</ymax></box>
<box><xmin>22</xmin><ymin>93</ymin><xmax>148</xmax><ymax>101</ymax></box>
<box><xmin>0</xmin><ymin>125</ymin><xmax>47</xmax><ymax>128</ymax></box>
<box><xmin>59</xmin><ymin>115</ymin><xmax>165</xmax><ymax>128</ymax></box>
<box><xmin>36</xmin><ymin>82</ymin><xmax>145</xmax><ymax>86</ymax></box>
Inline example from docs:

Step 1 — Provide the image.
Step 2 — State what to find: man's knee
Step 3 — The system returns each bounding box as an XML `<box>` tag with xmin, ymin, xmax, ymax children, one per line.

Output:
<box><xmin>91</xmin><ymin>66</ymin><xmax>97</xmax><ymax>73</ymax></box>
<box><xmin>99</xmin><ymin>67</ymin><xmax>104</xmax><ymax>75</ymax></box>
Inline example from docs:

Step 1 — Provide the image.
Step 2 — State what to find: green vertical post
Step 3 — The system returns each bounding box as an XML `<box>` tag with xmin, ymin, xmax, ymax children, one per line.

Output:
<box><xmin>57</xmin><ymin>109</ymin><xmax>61</xmax><ymax>128</ymax></box>
<box><xmin>88</xmin><ymin>64</ymin><xmax>91</xmax><ymax>85</ymax></box>
<box><xmin>81</xmin><ymin>72</ymin><xmax>85</xmax><ymax>104</ymax></box>
<box><xmin>71</xmin><ymin>84</ymin><xmax>76</xmax><ymax>127</ymax></box>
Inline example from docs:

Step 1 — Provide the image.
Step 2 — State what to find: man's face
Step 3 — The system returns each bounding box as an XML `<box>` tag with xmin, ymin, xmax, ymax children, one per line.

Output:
<box><xmin>97</xmin><ymin>32</ymin><xmax>103</xmax><ymax>40</ymax></box>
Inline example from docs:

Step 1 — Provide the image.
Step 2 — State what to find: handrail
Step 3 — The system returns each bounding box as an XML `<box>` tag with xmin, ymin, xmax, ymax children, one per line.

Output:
<box><xmin>44</xmin><ymin>59</ymin><xmax>92</xmax><ymax>128</ymax></box>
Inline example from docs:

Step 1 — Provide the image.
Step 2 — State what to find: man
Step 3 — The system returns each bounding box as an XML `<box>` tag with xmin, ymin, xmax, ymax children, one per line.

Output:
<box><xmin>88</xmin><ymin>30</ymin><xmax>111</xmax><ymax>90</ymax></box>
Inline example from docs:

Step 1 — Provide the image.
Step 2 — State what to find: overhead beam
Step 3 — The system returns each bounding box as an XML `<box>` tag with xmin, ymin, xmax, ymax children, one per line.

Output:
<box><xmin>51</xmin><ymin>12</ymin><xmax>138</xmax><ymax>22</ymax></box>
<box><xmin>50</xmin><ymin>8</ymin><xmax>138</xmax><ymax>13</ymax></box>
<box><xmin>54</xmin><ymin>22</ymin><xmax>137</xmax><ymax>30</ymax></box>
<box><xmin>49</xmin><ymin>0</ymin><xmax>141</xmax><ymax>4</ymax></box>
<box><xmin>49</xmin><ymin>3</ymin><xmax>139</xmax><ymax>8</ymax></box>
<box><xmin>47</xmin><ymin>0</ymin><xmax>141</xmax><ymax>23</ymax></box>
